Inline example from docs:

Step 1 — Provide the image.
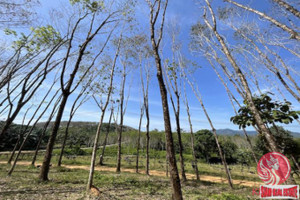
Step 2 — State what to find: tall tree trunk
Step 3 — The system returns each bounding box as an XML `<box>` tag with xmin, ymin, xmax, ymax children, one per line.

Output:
<box><xmin>185</xmin><ymin>73</ymin><xmax>233</xmax><ymax>188</ymax></box>
<box><xmin>31</xmin><ymin>96</ymin><xmax>61</xmax><ymax>166</ymax></box>
<box><xmin>116</xmin><ymin>66</ymin><xmax>126</xmax><ymax>173</ymax></box>
<box><xmin>57</xmin><ymin>117</ymin><xmax>72</xmax><ymax>167</ymax></box>
<box><xmin>175</xmin><ymin>111</ymin><xmax>186</xmax><ymax>181</ymax></box>
<box><xmin>99</xmin><ymin>107</ymin><xmax>114</xmax><ymax>166</ymax></box>
<box><xmin>86</xmin><ymin>32</ymin><xmax>120</xmax><ymax>191</ymax></box>
<box><xmin>8</xmin><ymin>136</ymin><xmax>21</xmax><ymax>164</ymax></box>
<box><xmin>147</xmin><ymin>0</ymin><xmax>183</xmax><ymax>198</ymax></box>
<box><xmin>184</xmin><ymin>85</ymin><xmax>200</xmax><ymax>180</ymax></box>
<box><xmin>39</xmin><ymin>95</ymin><xmax>68</xmax><ymax>180</ymax></box>
<box><xmin>152</xmin><ymin>25</ymin><xmax>183</xmax><ymax>200</ymax></box>
<box><xmin>135</xmin><ymin>106</ymin><xmax>144</xmax><ymax>173</ymax></box>
<box><xmin>87</xmin><ymin>111</ymin><xmax>106</xmax><ymax>190</ymax></box>
<box><xmin>145</xmin><ymin>101</ymin><xmax>150</xmax><ymax>175</ymax></box>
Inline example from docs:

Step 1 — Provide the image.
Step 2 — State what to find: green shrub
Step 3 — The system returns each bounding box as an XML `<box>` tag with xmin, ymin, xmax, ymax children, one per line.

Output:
<box><xmin>64</xmin><ymin>145</ymin><xmax>86</xmax><ymax>155</ymax></box>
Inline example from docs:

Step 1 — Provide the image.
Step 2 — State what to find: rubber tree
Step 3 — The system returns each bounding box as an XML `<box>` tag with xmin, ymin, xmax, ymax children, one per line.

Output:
<box><xmin>99</xmin><ymin>102</ymin><xmax>114</xmax><ymax>166</ymax></box>
<box><xmin>183</xmin><ymin>82</ymin><xmax>200</xmax><ymax>180</ymax></box>
<box><xmin>0</xmin><ymin>26</ymin><xmax>63</xmax><ymax>141</ymax></box>
<box><xmin>181</xmin><ymin>59</ymin><xmax>233</xmax><ymax>189</ymax></box>
<box><xmin>31</xmin><ymin>95</ymin><xmax>62</xmax><ymax>166</ymax></box>
<box><xmin>7</xmin><ymin>77</ymin><xmax>59</xmax><ymax>165</ymax></box>
<box><xmin>133</xmin><ymin>34</ymin><xmax>152</xmax><ymax>175</ymax></box>
<box><xmin>8</xmin><ymin>84</ymin><xmax>61</xmax><ymax>175</ymax></box>
<box><xmin>86</xmin><ymin>31</ymin><xmax>123</xmax><ymax>191</ymax></box>
<box><xmin>164</xmin><ymin>25</ymin><xmax>187</xmax><ymax>181</ymax></box>
<box><xmin>146</xmin><ymin>0</ymin><xmax>183</xmax><ymax>199</ymax></box>
<box><xmin>116</xmin><ymin>35</ymin><xmax>137</xmax><ymax>173</ymax></box>
<box><xmin>203</xmin><ymin>0</ymin><xmax>280</xmax><ymax>153</ymax></box>
<box><xmin>40</xmin><ymin>1</ymin><xmax>121</xmax><ymax>181</ymax></box>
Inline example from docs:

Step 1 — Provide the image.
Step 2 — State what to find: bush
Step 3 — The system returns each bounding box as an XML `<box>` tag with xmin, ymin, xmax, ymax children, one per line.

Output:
<box><xmin>64</xmin><ymin>145</ymin><xmax>86</xmax><ymax>155</ymax></box>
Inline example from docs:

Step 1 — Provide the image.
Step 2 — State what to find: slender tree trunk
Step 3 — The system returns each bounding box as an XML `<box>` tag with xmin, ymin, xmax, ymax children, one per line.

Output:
<box><xmin>87</xmin><ymin>111</ymin><xmax>106</xmax><ymax>190</ymax></box>
<box><xmin>31</xmin><ymin>130</ymin><xmax>46</xmax><ymax>166</ymax></box>
<box><xmin>175</xmin><ymin>112</ymin><xmax>186</xmax><ymax>181</ymax></box>
<box><xmin>116</xmin><ymin>67</ymin><xmax>126</xmax><ymax>173</ymax></box>
<box><xmin>57</xmin><ymin>117</ymin><xmax>72</xmax><ymax>167</ymax></box>
<box><xmin>145</xmin><ymin>104</ymin><xmax>150</xmax><ymax>175</ymax></box>
<box><xmin>135</xmin><ymin>106</ymin><xmax>144</xmax><ymax>173</ymax></box>
<box><xmin>140</xmin><ymin>55</ymin><xmax>151</xmax><ymax>175</ymax></box>
<box><xmin>99</xmin><ymin>107</ymin><xmax>113</xmax><ymax>166</ymax></box>
<box><xmin>87</xmin><ymin>32</ymin><xmax>120</xmax><ymax>191</ymax></box>
<box><xmin>147</xmin><ymin>0</ymin><xmax>183</xmax><ymax>198</ymax></box>
<box><xmin>8</xmin><ymin>136</ymin><xmax>21</xmax><ymax>164</ymax></box>
<box><xmin>186</xmin><ymin>76</ymin><xmax>234</xmax><ymax>188</ymax></box>
<box><xmin>242</xmin><ymin>128</ymin><xmax>258</xmax><ymax>164</ymax></box>
<box><xmin>152</xmin><ymin>24</ymin><xmax>183</xmax><ymax>200</ymax></box>
<box><xmin>184</xmin><ymin>86</ymin><xmax>200</xmax><ymax>180</ymax></box>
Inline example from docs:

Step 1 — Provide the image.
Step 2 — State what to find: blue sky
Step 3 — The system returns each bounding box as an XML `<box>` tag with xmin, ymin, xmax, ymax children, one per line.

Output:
<box><xmin>2</xmin><ymin>0</ymin><xmax>300</xmax><ymax>133</ymax></box>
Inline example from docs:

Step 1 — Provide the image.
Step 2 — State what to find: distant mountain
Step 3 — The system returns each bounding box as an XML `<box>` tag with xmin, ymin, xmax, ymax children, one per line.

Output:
<box><xmin>216</xmin><ymin>128</ymin><xmax>300</xmax><ymax>138</ymax></box>
<box><xmin>216</xmin><ymin>129</ymin><xmax>257</xmax><ymax>136</ymax></box>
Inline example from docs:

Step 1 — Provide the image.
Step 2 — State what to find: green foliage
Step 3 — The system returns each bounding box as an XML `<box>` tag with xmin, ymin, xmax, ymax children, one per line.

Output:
<box><xmin>231</xmin><ymin>94</ymin><xmax>300</xmax><ymax>129</ymax></box>
<box><xmin>30</xmin><ymin>25</ymin><xmax>61</xmax><ymax>49</ymax></box>
<box><xmin>5</xmin><ymin>25</ymin><xmax>61</xmax><ymax>52</ymax></box>
<box><xmin>255</xmin><ymin>126</ymin><xmax>298</xmax><ymax>156</ymax></box>
<box><xmin>4</xmin><ymin>28</ymin><xmax>17</xmax><ymax>36</ymax></box>
<box><xmin>219</xmin><ymin>138</ymin><xmax>238</xmax><ymax>163</ymax></box>
<box><xmin>64</xmin><ymin>145</ymin><xmax>86</xmax><ymax>155</ymax></box>
<box><xmin>194</xmin><ymin>129</ymin><xmax>216</xmax><ymax>162</ymax></box>
<box><xmin>235</xmin><ymin>148</ymin><xmax>253</xmax><ymax>165</ymax></box>
<box><xmin>0</xmin><ymin>121</ymin><xmax>44</xmax><ymax>151</ymax></box>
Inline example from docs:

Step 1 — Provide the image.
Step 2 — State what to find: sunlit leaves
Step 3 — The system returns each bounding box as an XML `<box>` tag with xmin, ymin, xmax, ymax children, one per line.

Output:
<box><xmin>4</xmin><ymin>28</ymin><xmax>17</xmax><ymax>36</ymax></box>
<box><xmin>5</xmin><ymin>25</ymin><xmax>61</xmax><ymax>52</ymax></box>
<box><xmin>231</xmin><ymin>94</ymin><xmax>300</xmax><ymax>129</ymax></box>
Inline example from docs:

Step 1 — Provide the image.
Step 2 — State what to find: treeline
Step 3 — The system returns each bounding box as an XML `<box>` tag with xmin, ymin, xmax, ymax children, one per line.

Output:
<box><xmin>3</xmin><ymin>120</ymin><xmax>299</xmax><ymax>168</ymax></box>
<box><xmin>0</xmin><ymin>121</ymin><xmax>47</xmax><ymax>151</ymax></box>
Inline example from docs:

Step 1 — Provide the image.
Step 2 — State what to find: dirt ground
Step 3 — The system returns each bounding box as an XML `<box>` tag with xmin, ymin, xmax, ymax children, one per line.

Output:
<box><xmin>0</xmin><ymin>161</ymin><xmax>261</xmax><ymax>187</ymax></box>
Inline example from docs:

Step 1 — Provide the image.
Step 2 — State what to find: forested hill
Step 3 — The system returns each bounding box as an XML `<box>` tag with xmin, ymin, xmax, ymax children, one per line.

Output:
<box><xmin>36</xmin><ymin>121</ymin><xmax>300</xmax><ymax>138</ymax></box>
<box><xmin>35</xmin><ymin>121</ymin><xmax>136</xmax><ymax>132</ymax></box>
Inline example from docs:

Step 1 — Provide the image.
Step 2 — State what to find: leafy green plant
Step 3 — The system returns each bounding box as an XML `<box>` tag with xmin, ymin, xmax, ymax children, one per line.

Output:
<box><xmin>231</xmin><ymin>94</ymin><xmax>300</xmax><ymax>128</ymax></box>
